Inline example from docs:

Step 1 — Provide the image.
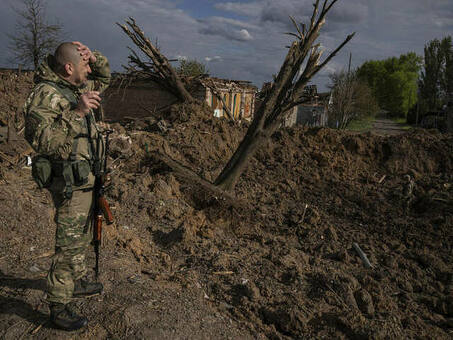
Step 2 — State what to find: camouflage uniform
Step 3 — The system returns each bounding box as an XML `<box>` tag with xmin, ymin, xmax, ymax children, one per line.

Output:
<box><xmin>24</xmin><ymin>52</ymin><xmax>110</xmax><ymax>305</ymax></box>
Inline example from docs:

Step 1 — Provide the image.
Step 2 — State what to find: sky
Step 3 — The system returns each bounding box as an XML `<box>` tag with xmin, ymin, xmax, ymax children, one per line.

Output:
<box><xmin>1</xmin><ymin>0</ymin><xmax>452</xmax><ymax>91</ymax></box>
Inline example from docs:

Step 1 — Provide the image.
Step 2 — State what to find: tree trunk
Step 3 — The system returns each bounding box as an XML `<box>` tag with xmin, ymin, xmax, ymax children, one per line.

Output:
<box><xmin>214</xmin><ymin>95</ymin><xmax>287</xmax><ymax>190</ymax></box>
<box><xmin>214</xmin><ymin>0</ymin><xmax>354</xmax><ymax>192</ymax></box>
<box><xmin>214</xmin><ymin>115</ymin><xmax>266</xmax><ymax>190</ymax></box>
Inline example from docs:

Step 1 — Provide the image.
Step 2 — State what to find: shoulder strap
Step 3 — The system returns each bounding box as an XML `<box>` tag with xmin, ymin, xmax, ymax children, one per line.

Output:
<box><xmin>42</xmin><ymin>80</ymin><xmax>78</xmax><ymax>108</ymax></box>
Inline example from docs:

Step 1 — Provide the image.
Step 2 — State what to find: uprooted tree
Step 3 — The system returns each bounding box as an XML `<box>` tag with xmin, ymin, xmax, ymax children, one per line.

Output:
<box><xmin>118</xmin><ymin>18</ymin><xmax>195</xmax><ymax>103</ymax></box>
<box><xmin>119</xmin><ymin>0</ymin><xmax>354</xmax><ymax>193</ymax></box>
<box><xmin>118</xmin><ymin>18</ymin><xmax>234</xmax><ymax>120</ymax></box>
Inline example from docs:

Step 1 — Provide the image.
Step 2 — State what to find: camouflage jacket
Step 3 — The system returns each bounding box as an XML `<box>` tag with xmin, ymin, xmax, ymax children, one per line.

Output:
<box><xmin>24</xmin><ymin>51</ymin><xmax>110</xmax><ymax>162</ymax></box>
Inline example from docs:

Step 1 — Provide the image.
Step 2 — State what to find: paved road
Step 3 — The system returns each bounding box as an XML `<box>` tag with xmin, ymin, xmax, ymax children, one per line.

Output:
<box><xmin>370</xmin><ymin>118</ymin><xmax>408</xmax><ymax>136</ymax></box>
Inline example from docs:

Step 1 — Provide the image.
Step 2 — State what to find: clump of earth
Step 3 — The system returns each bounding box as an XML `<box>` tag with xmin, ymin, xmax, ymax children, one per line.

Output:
<box><xmin>0</xmin><ymin>73</ymin><xmax>452</xmax><ymax>339</ymax></box>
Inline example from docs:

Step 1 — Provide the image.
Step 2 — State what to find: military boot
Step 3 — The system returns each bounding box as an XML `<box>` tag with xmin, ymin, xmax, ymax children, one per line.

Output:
<box><xmin>49</xmin><ymin>303</ymin><xmax>88</xmax><ymax>331</ymax></box>
<box><xmin>73</xmin><ymin>279</ymin><xmax>103</xmax><ymax>297</ymax></box>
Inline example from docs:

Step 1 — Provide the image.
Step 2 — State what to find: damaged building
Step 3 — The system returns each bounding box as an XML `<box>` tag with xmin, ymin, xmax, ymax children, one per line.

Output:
<box><xmin>284</xmin><ymin>85</ymin><xmax>330</xmax><ymax>128</ymax></box>
<box><xmin>198</xmin><ymin>78</ymin><xmax>257</xmax><ymax>121</ymax></box>
<box><xmin>104</xmin><ymin>76</ymin><xmax>257</xmax><ymax>122</ymax></box>
<box><xmin>256</xmin><ymin>83</ymin><xmax>329</xmax><ymax>128</ymax></box>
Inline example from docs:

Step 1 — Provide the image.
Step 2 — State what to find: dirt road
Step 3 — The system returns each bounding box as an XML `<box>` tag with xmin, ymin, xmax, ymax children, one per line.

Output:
<box><xmin>371</xmin><ymin>118</ymin><xmax>409</xmax><ymax>136</ymax></box>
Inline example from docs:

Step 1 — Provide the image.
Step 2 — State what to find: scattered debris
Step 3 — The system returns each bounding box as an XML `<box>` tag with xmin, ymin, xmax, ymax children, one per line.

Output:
<box><xmin>352</xmin><ymin>242</ymin><xmax>373</xmax><ymax>269</ymax></box>
<box><xmin>213</xmin><ymin>271</ymin><xmax>234</xmax><ymax>276</ymax></box>
<box><xmin>30</xmin><ymin>322</ymin><xmax>45</xmax><ymax>335</ymax></box>
<box><xmin>28</xmin><ymin>264</ymin><xmax>42</xmax><ymax>273</ymax></box>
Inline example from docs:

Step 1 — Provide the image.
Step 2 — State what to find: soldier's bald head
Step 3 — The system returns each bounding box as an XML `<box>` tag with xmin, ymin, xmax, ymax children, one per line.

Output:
<box><xmin>54</xmin><ymin>42</ymin><xmax>82</xmax><ymax>70</ymax></box>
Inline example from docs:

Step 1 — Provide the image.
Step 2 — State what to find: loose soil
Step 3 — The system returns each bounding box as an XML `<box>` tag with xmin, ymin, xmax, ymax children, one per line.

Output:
<box><xmin>0</xmin><ymin>75</ymin><xmax>453</xmax><ymax>339</ymax></box>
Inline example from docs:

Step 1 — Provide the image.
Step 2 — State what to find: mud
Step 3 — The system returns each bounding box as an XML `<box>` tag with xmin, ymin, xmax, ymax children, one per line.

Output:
<box><xmin>0</xmin><ymin>81</ymin><xmax>453</xmax><ymax>339</ymax></box>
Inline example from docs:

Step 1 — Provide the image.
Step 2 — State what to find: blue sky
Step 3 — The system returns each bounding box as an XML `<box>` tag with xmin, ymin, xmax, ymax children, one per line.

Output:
<box><xmin>1</xmin><ymin>0</ymin><xmax>452</xmax><ymax>91</ymax></box>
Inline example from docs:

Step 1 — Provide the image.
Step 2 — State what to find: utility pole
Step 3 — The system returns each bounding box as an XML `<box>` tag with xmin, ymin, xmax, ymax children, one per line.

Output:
<box><xmin>348</xmin><ymin>52</ymin><xmax>352</xmax><ymax>75</ymax></box>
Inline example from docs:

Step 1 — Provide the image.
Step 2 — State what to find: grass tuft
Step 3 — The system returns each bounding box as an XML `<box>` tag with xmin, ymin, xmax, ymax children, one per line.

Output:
<box><xmin>346</xmin><ymin>116</ymin><xmax>375</xmax><ymax>132</ymax></box>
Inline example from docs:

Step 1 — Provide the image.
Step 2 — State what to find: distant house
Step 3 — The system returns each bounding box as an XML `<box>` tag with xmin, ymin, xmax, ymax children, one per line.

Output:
<box><xmin>103</xmin><ymin>76</ymin><xmax>257</xmax><ymax>122</ymax></box>
<box><xmin>283</xmin><ymin>85</ymin><xmax>330</xmax><ymax>127</ymax></box>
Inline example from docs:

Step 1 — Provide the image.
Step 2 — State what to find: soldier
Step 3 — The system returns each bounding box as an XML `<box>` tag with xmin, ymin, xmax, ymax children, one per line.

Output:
<box><xmin>402</xmin><ymin>174</ymin><xmax>415</xmax><ymax>213</ymax></box>
<box><xmin>24</xmin><ymin>41</ymin><xmax>111</xmax><ymax>331</ymax></box>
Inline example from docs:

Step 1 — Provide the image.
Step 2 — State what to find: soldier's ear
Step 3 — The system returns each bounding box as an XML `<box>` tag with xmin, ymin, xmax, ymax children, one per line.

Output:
<box><xmin>64</xmin><ymin>63</ymin><xmax>74</xmax><ymax>76</ymax></box>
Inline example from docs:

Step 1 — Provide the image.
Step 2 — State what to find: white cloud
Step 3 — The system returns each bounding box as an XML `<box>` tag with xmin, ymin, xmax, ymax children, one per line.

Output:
<box><xmin>239</xmin><ymin>29</ymin><xmax>253</xmax><ymax>41</ymax></box>
<box><xmin>201</xmin><ymin>16</ymin><xmax>259</xmax><ymax>30</ymax></box>
<box><xmin>205</xmin><ymin>56</ymin><xmax>222</xmax><ymax>62</ymax></box>
<box><xmin>198</xmin><ymin>17</ymin><xmax>256</xmax><ymax>41</ymax></box>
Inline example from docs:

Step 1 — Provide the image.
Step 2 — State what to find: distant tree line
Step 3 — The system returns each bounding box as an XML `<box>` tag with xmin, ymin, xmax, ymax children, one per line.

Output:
<box><xmin>329</xmin><ymin>35</ymin><xmax>452</xmax><ymax>127</ymax></box>
<box><xmin>417</xmin><ymin>36</ymin><xmax>453</xmax><ymax>119</ymax></box>
<box><xmin>356</xmin><ymin>52</ymin><xmax>421</xmax><ymax>118</ymax></box>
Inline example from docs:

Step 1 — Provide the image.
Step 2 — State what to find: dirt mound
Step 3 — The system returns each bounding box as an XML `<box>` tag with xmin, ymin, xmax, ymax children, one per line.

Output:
<box><xmin>1</xmin><ymin>98</ymin><xmax>452</xmax><ymax>338</ymax></box>
<box><xmin>0</xmin><ymin>71</ymin><xmax>34</xmax><ymax>174</ymax></box>
<box><xmin>103</xmin><ymin>104</ymin><xmax>453</xmax><ymax>338</ymax></box>
<box><xmin>0</xmin><ymin>70</ymin><xmax>33</xmax><ymax>128</ymax></box>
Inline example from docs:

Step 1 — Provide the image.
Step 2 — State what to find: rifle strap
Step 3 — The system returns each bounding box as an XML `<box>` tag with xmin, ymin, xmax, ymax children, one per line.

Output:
<box><xmin>85</xmin><ymin>114</ymin><xmax>102</xmax><ymax>176</ymax></box>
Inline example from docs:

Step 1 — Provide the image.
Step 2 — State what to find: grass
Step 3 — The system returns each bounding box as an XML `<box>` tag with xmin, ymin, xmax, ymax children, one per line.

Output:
<box><xmin>346</xmin><ymin>115</ymin><xmax>376</xmax><ymax>132</ymax></box>
<box><xmin>346</xmin><ymin>115</ymin><xmax>414</xmax><ymax>132</ymax></box>
<box><xmin>391</xmin><ymin>117</ymin><xmax>406</xmax><ymax>124</ymax></box>
<box><xmin>391</xmin><ymin>117</ymin><xmax>412</xmax><ymax>130</ymax></box>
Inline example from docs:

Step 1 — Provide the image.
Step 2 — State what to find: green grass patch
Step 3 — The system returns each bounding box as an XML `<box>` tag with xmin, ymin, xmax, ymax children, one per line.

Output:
<box><xmin>391</xmin><ymin>117</ymin><xmax>412</xmax><ymax>130</ymax></box>
<box><xmin>346</xmin><ymin>116</ymin><xmax>376</xmax><ymax>132</ymax></box>
<box><xmin>391</xmin><ymin>117</ymin><xmax>406</xmax><ymax>124</ymax></box>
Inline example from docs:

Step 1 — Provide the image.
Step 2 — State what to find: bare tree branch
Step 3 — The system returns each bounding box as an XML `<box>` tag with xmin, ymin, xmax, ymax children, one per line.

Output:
<box><xmin>117</xmin><ymin>18</ymin><xmax>195</xmax><ymax>103</ymax></box>
<box><xmin>8</xmin><ymin>0</ymin><xmax>63</xmax><ymax>69</ymax></box>
<box><xmin>289</xmin><ymin>16</ymin><xmax>303</xmax><ymax>39</ymax></box>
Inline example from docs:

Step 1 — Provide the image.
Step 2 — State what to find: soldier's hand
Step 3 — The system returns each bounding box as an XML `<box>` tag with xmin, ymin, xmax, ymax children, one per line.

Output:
<box><xmin>72</xmin><ymin>41</ymin><xmax>96</xmax><ymax>63</ymax></box>
<box><xmin>75</xmin><ymin>91</ymin><xmax>101</xmax><ymax>116</ymax></box>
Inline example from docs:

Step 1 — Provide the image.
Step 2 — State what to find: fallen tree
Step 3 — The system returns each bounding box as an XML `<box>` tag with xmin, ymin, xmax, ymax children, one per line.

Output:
<box><xmin>118</xmin><ymin>19</ymin><xmax>235</xmax><ymax>120</ymax></box>
<box><xmin>117</xmin><ymin>18</ymin><xmax>195</xmax><ymax>103</ymax></box>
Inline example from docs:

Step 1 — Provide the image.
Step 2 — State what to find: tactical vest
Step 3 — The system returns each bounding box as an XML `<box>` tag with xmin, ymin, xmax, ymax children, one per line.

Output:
<box><xmin>32</xmin><ymin>81</ymin><xmax>102</xmax><ymax>198</ymax></box>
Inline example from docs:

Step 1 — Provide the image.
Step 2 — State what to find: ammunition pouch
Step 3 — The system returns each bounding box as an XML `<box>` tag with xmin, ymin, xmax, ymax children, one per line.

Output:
<box><xmin>71</xmin><ymin>160</ymin><xmax>91</xmax><ymax>186</ymax></box>
<box><xmin>52</xmin><ymin>160</ymin><xmax>92</xmax><ymax>199</ymax></box>
<box><xmin>31</xmin><ymin>156</ymin><xmax>52</xmax><ymax>189</ymax></box>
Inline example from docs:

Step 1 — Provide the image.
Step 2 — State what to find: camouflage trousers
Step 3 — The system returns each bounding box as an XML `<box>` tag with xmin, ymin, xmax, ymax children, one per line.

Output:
<box><xmin>46</xmin><ymin>177</ymin><xmax>94</xmax><ymax>305</ymax></box>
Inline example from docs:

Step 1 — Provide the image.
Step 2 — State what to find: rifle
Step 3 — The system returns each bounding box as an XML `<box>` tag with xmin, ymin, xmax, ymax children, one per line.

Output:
<box><xmin>93</xmin><ymin>128</ymin><xmax>114</xmax><ymax>280</ymax></box>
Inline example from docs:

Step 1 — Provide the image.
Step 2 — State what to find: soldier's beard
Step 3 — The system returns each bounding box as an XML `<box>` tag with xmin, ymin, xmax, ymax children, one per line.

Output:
<box><xmin>72</xmin><ymin>73</ymin><xmax>88</xmax><ymax>87</ymax></box>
